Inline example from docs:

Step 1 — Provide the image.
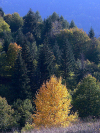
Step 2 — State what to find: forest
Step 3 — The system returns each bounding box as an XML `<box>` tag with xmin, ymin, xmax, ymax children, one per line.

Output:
<box><xmin>0</xmin><ymin>7</ymin><xmax>100</xmax><ymax>132</ymax></box>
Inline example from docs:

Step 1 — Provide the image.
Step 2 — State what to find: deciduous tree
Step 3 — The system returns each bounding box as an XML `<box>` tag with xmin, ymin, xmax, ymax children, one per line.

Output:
<box><xmin>0</xmin><ymin>96</ymin><xmax>16</xmax><ymax>131</ymax></box>
<box><xmin>0</xmin><ymin>17</ymin><xmax>11</xmax><ymax>34</ymax></box>
<box><xmin>7</xmin><ymin>42</ymin><xmax>21</xmax><ymax>66</ymax></box>
<box><xmin>32</xmin><ymin>75</ymin><xmax>77</xmax><ymax>128</ymax></box>
<box><xmin>73</xmin><ymin>74</ymin><xmax>100</xmax><ymax>118</ymax></box>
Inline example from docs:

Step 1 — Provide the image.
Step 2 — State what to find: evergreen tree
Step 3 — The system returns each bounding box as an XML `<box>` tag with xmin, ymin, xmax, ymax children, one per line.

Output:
<box><xmin>21</xmin><ymin>39</ymin><xmax>37</xmax><ymax>96</ymax></box>
<box><xmin>0</xmin><ymin>8</ymin><xmax>4</xmax><ymax>17</ymax></box>
<box><xmin>23</xmin><ymin>9</ymin><xmax>37</xmax><ymax>34</ymax></box>
<box><xmin>37</xmin><ymin>43</ymin><xmax>55</xmax><ymax>87</ymax></box>
<box><xmin>59</xmin><ymin>16</ymin><xmax>69</xmax><ymax>29</ymax></box>
<box><xmin>15</xmin><ymin>28</ymin><xmax>25</xmax><ymax>47</ymax></box>
<box><xmin>88</xmin><ymin>27</ymin><xmax>95</xmax><ymax>38</ymax></box>
<box><xmin>69</xmin><ymin>20</ymin><xmax>76</xmax><ymax>28</ymax></box>
<box><xmin>50</xmin><ymin>12</ymin><xmax>59</xmax><ymax>22</ymax></box>
<box><xmin>23</xmin><ymin>9</ymin><xmax>41</xmax><ymax>44</ymax></box>
<box><xmin>60</xmin><ymin>39</ymin><xmax>75</xmax><ymax>80</ymax></box>
<box><xmin>2</xmin><ymin>32</ymin><xmax>12</xmax><ymax>53</ymax></box>
<box><xmin>53</xmin><ymin>41</ymin><xmax>61</xmax><ymax>65</ymax></box>
<box><xmin>41</xmin><ymin>18</ymin><xmax>52</xmax><ymax>41</ymax></box>
<box><xmin>11</xmin><ymin>52</ymin><xmax>31</xmax><ymax>103</ymax></box>
<box><xmin>26</xmin><ymin>32</ymin><xmax>35</xmax><ymax>43</ymax></box>
<box><xmin>35</xmin><ymin>11</ymin><xmax>42</xmax><ymax>22</ymax></box>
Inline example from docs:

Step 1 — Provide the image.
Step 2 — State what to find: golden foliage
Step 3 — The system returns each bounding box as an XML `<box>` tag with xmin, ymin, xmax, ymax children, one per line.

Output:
<box><xmin>32</xmin><ymin>75</ymin><xmax>78</xmax><ymax>128</ymax></box>
<box><xmin>7</xmin><ymin>43</ymin><xmax>21</xmax><ymax>66</ymax></box>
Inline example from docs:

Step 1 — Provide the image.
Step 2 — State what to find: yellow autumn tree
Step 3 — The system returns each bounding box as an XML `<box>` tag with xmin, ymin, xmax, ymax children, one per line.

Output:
<box><xmin>7</xmin><ymin>42</ymin><xmax>21</xmax><ymax>66</ymax></box>
<box><xmin>32</xmin><ymin>75</ymin><xmax>78</xmax><ymax>128</ymax></box>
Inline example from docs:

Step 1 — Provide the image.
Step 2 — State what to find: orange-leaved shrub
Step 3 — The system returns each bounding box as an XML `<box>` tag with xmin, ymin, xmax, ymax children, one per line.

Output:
<box><xmin>32</xmin><ymin>75</ymin><xmax>78</xmax><ymax>128</ymax></box>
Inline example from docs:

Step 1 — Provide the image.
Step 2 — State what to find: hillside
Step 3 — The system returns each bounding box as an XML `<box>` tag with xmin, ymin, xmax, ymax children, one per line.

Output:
<box><xmin>1</xmin><ymin>0</ymin><xmax>100</xmax><ymax>37</ymax></box>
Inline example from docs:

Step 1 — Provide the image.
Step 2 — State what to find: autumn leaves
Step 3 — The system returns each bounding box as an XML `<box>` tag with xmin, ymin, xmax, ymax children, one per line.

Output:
<box><xmin>32</xmin><ymin>76</ymin><xmax>78</xmax><ymax>128</ymax></box>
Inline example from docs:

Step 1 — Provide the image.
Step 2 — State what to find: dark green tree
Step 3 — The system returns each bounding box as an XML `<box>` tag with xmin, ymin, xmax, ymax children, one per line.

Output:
<box><xmin>21</xmin><ymin>39</ymin><xmax>37</xmax><ymax>96</ymax></box>
<box><xmin>4</xmin><ymin>14</ymin><xmax>12</xmax><ymax>25</ymax></box>
<box><xmin>50</xmin><ymin>12</ymin><xmax>59</xmax><ymax>22</ymax></box>
<box><xmin>53</xmin><ymin>41</ymin><xmax>61</xmax><ymax>65</ymax></box>
<box><xmin>0</xmin><ymin>96</ymin><xmax>16</xmax><ymax>132</ymax></box>
<box><xmin>37</xmin><ymin>43</ymin><xmax>55</xmax><ymax>86</ymax></box>
<box><xmin>60</xmin><ymin>39</ymin><xmax>75</xmax><ymax>80</ymax></box>
<box><xmin>59</xmin><ymin>15</ymin><xmax>69</xmax><ymax>29</ymax></box>
<box><xmin>12</xmin><ymin>99</ymin><xmax>34</xmax><ymax>128</ymax></box>
<box><xmin>4</xmin><ymin>13</ymin><xmax>23</xmax><ymax>32</ymax></box>
<box><xmin>85</xmin><ymin>38</ymin><xmax>100</xmax><ymax>64</ymax></box>
<box><xmin>11</xmin><ymin>52</ymin><xmax>31</xmax><ymax>103</ymax></box>
<box><xmin>23</xmin><ymin>9</ymin><xmax>37</xmax><ymax>34</ymax></box>
<box><xmin>73</xmin><ymin>74</ymin><xmax>100</xmax><ymax>118</ymax></box>
<box><xmin>23</xmin><ymin>9</ymin><xmax>41</xmax><ymax>43</ymax></box>
<box><xmin>52</xmin><ymin>41</ymin><xmax>62</xmax><ymax>77</ymax></box>
<box><xmin>0</xmin><ymin>8</ymin><xmax>4</xmax><ymax>17</ymax></box>
<box><xmin>88</xmin><ymin>27</ymin><xmax>95</xmax><ymax>38</ymax></box>
<box><xmin>35</xmin><ymin>11</ymin><xmax>42</xmax><ymax>22</ymax></box>
<box><xmin>10</xmin><ymin>13</ymin><xmax>23</xmax><ymax>32</ymax></box>
<box><xmin>69</xmin><ymin>20</ymin><xmax>76</xmax><ymax>28</ymax></box>
<box><xmin>15</xmin><ymin>28</ymin><xmax>25</xmax><ymax>47</ymax></box>
<box><xmin>2</xmin><ymin>32</ymin><xmax>13</xmax><ymax>53</ymax></box>
<box><xmin>26</xmin><ymin>32</ymin><xmax>35</xmax><ymax>43</ymax></box>
<box><xmin>41</xmin><ymin>18</ymin><xmax>52</xmax><ymax>41</ymax></box>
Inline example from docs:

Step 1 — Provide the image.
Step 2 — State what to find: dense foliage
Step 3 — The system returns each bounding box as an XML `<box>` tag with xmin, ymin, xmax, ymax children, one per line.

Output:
<box><xmin>0</xmin><ymin>96</ymin><xmax>16</xmax><ymax>131</ymax></box>
<box><xmin>73</xmin><ymin>74</ymin><xmax>100</xmax><ymax>118</ymax></box>
<box><xmin>0</xmin><ymin>7</ymin><xmax>100</xmax><ymax>131</ymax></box>
<box><xmin>32</xmin><ymin>76</ymin><xmax>77</xmax><ymax>128</ymax></box>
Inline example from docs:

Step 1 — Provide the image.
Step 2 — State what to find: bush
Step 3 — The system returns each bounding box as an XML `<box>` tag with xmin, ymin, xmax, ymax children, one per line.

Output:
<box><xmin>21</xmin><ymin>122</ymin><xmax>35</xmax><ymax>132</ymax></box>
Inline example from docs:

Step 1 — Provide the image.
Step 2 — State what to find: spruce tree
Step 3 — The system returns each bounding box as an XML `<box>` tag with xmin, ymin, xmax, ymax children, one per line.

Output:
<box><xmin>37</xmin><ymin>43</ymin><xmax>55</xmax><ymax>87</ymax></box>
<box><xmin>11</xmin><ymin>52</ymin><xmax>31</xmax><ymax>102</ymax></box>
<box><xmin>88</xmin><ymin>27</ymin><xmax>95</xmax><ymax>38</ymax></box>
<box><xmin>60</xmin><ymin>39</ymin><xmax>75</xmax><ymax>80</ymax></box>
<box><xmin>59</xmin><ymin>16</ymin><xmax>69</xmax><ymax>29</ymax></box>
<box><xmin>15</xmin><ymin>28</ymin><xmax>25</xmax><ymax>47</ymax></box>
<box><xmin>2</xmin><ymin>32</ymin><xmax>13</xmax><ymax>53</ymax></box>
<box><xmin>69</xmin><ymin>20</ymin><xmax>76</xmax><ymax>28</ymax></box>
<box><xmin>53</xmin><ymin>41</ymin><xmax>61</xmax><ymax>65</ymax></box>
<box><xmin>21</xmin><ymin>39</ymin><xmax>37</xmax><ymax>96</ymax></box>
<box><xmin>23</xmin><ymin>9</ymin><xmax>37</xmax><ymax>34</ymax></box>
<box><xmin>35</xmin><ymin>11</ymin><xmax>42</xmax><ymax>22</ymax></box>
<box><xmin>0</xmin><ymin>8</ymin><xmax>4</xmax><ymax>17</ymax></box>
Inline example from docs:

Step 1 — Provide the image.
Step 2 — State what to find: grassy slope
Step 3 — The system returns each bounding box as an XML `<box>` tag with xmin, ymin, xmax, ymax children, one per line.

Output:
<box><xmin>22</xmin><ymin>118</ymin><xmax>100</xmax><ymax>133</ymax></box>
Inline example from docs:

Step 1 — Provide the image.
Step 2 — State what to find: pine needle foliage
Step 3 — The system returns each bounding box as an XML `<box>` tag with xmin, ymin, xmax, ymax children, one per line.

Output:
<box><xmin>32</xmin><ymin>75</ymin><xmax>78</xmax><ymax>128</ymax></box>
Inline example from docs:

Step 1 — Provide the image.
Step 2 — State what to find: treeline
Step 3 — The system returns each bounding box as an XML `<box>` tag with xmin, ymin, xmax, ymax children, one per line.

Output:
<box><xmin>0</xmin><ymin>7</ymin><xmax>100</xmax><ymax>131</ymax></box>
